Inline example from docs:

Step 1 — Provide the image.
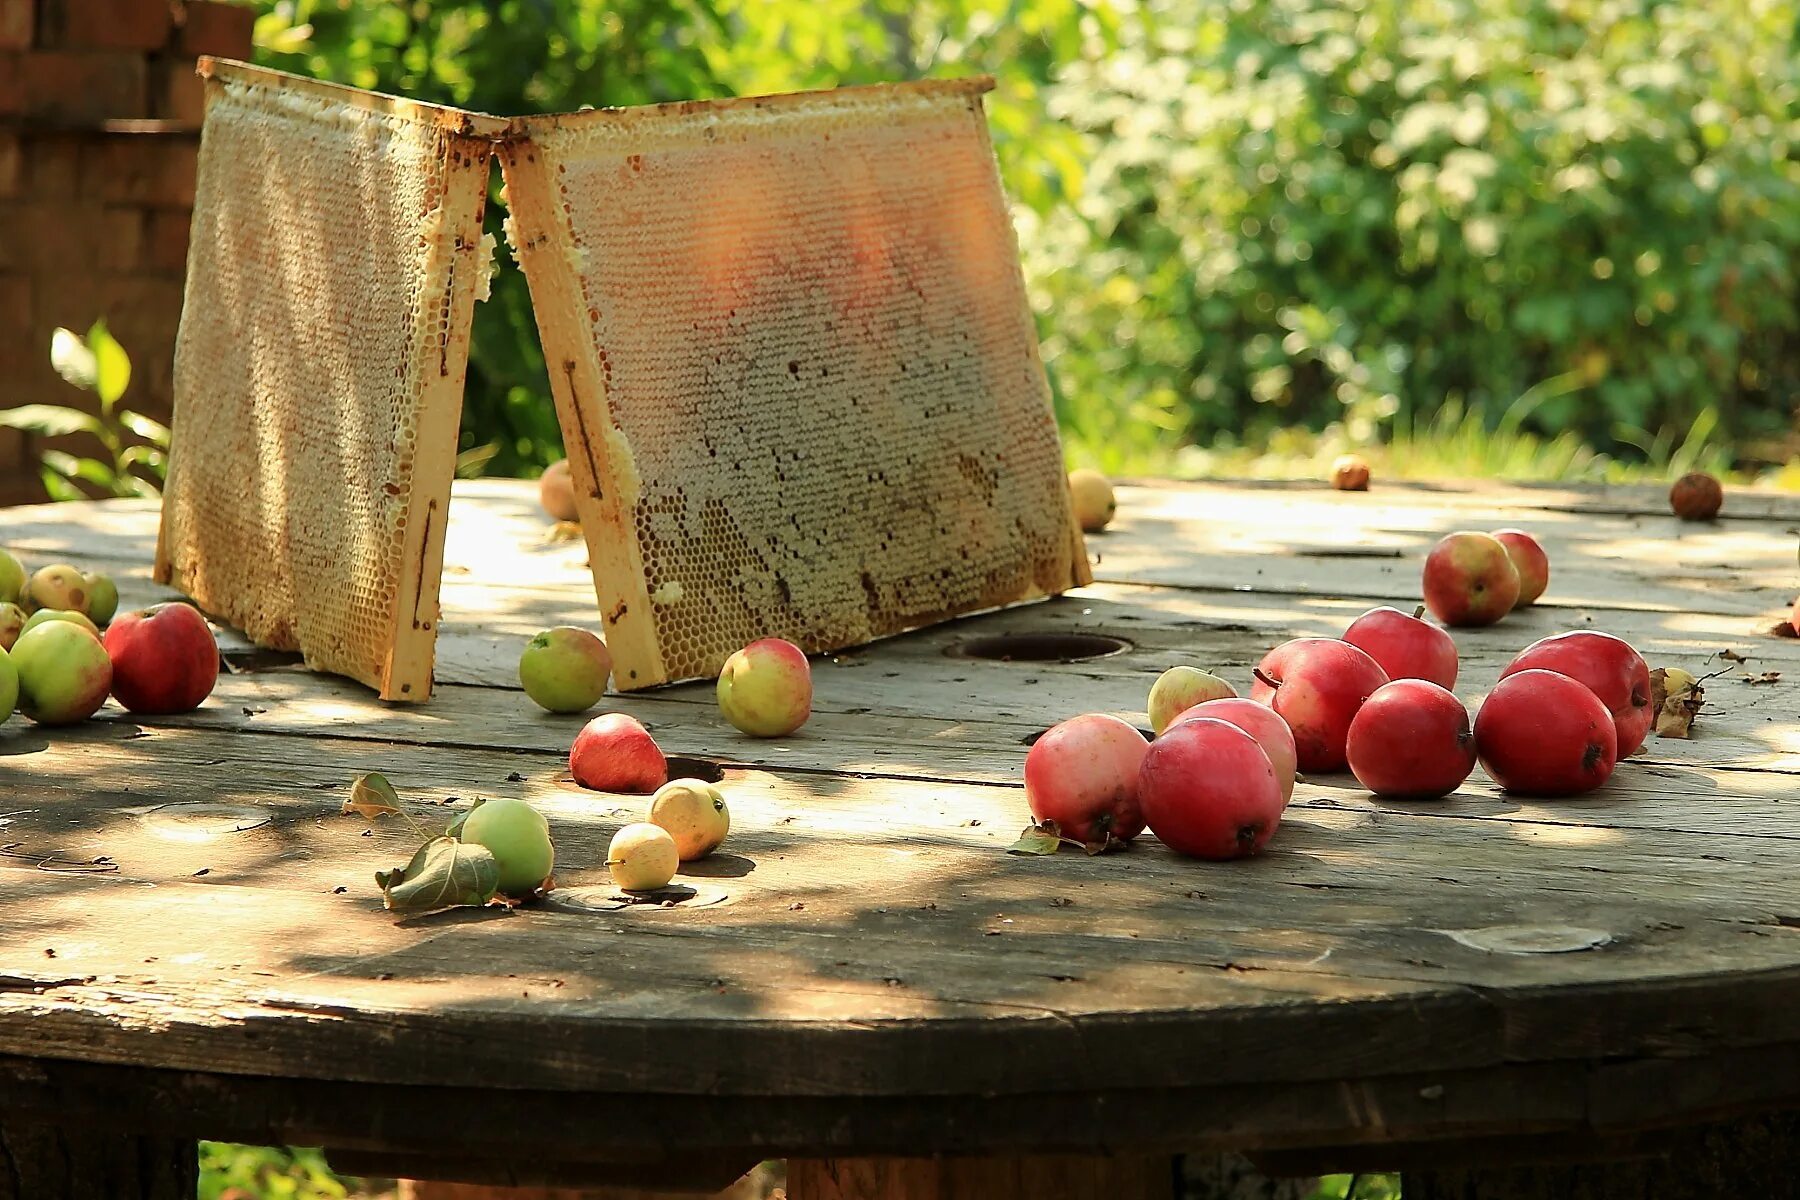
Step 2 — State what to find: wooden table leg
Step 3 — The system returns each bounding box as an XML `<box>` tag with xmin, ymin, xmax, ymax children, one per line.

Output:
<box><xmin>1405</xmin><ymin>1112</ymin><xmax>1800</xmax><ymax>1199</ymax></box>
<box><xmin>787</xmin><ymin>1155</ymin><xmax>1177</xmax><ymax>1200</ymax></box>
<box><xmin>0</xmin><ymin>1116</ymin><xmax>195</xmax><ymax>1199</ymax></box>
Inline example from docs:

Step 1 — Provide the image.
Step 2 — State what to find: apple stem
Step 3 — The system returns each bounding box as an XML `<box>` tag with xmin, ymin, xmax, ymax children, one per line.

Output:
<box><xmin>1413</xmin><ymin>604</ymin><xmax>1426</xmax><ymax>620</ymax></box>
<box><xmin>1253</xmin><ymin>667</ymin><xmax>1280</xmax><ymax>691</ymax></box>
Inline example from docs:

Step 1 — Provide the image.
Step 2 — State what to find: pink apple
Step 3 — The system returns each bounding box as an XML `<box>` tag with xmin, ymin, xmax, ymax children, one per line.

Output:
<box><xmin>1250</xmin><ymin>638</ymin><xmax>1389</xmax><ymax>773</ymax></box>
<box><xmin>1475</xmin><ymin>669</ymin><xmax>1618</xmax><ymax>796</ymax></box>
<box><xmin>1501</xmin><ymin>630</ymin><xmax>1652</xmax><ymax>757</ymax></box>
<box><xmin>1024</xmin><ymin>713</ymin><xmax>1148</xmax><ymax>848</ymax></box>
<box><xmin>1346</xmin><ymin>680</ymin><xmax>1476</xmax><ymax>799</ymax></box>
<box><xmin>103</xmin><ymin>603</ymin><xmax>219</xmax><ymax>714</ymax></box>
<box><xmin>570</xmin><ymin>713</ymin><xmax>668</xmax><ymax>793</ymax></box>
<box><xmin>1422</xmin><ymin>531</ymin><xmax>1520</xmax><ymax>627</ymax></box>
<box><xmin>1139</xmin><ymin>718</ymin><xmax>1285</xmax><ymax>859</ymax></box>
<box><xmin>717</xmin><ymin>638</ymin><xmax>812</xmax><ymax>737</ymax></box>
<box><xmin>1342</xmin><ymin>605</ymin><xmax>1458</xmax><ymax>689</ymax></box>
<box><xmin>1492</xmin><ymin>529</ymin><xmax>1550</xmax><ymax>607</ymax></box>
<box><xmin>1168</xmin><ymin>696</ymin><xmax>1298</xmax><ymax>803</ymax></box>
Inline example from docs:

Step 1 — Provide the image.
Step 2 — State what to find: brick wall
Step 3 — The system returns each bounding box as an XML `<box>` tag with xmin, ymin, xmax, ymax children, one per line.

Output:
<box><xmin>0</xmin><ymin>0</ymin><xmax>252</xmax><ymax>505</ymax></box>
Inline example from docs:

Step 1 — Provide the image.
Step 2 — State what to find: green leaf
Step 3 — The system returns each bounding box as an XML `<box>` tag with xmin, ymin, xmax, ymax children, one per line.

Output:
<box><xmin>375</xmin><ymin>836</ymin><xmax>500</xmax><ymax>913</ymax></box>
<box><xmin>87</xmin><ymin>321</ymin><xmax>131</xmax><ymax>411</ymax></box>
<box><xmin>344</xmin><ymin>772</ymin><xmax>402</xmax><ymax>819</ymax></box>
<box><xmin>38</xmin><ymin>468</ymin><xmax>85</xmax><ymax>502</ymax></box>
<box><xmin>118</xmin><ymin>411</ymin><xmax>172</xmax><ymax>446</ymax></box>
<box><xmin>444</xmin><ymin>797</ymin><xmax>488</xmax><ymax>839</ymax></box>
<box><xmin>1006</xmin><ymin>820</ymin><xmax>1066</xmax><ymax>856</ymax></box>
<box><xmin>41</xmin><ymin>450</ymin><xmax>118</xmax><ymax>488</ymax></box>
<box><xmin>118</xmin><ymin>444</ymin><xmax>168</xmax><ymax>472</ymax></box>
<box><xmin>0</xmin><ymin>404</ymin><xmax>104</xmax><ymax>437</ymax></box>
<box><xmin>49</xmin><ymin>328</ymin><xmax>96</xmax><ymax>391</ymax></box>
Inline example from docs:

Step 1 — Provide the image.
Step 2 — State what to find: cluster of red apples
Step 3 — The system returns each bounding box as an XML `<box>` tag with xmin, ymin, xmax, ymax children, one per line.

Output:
<box><xmin>1025</xmin><ymin>534</ymin><xmax>1655</xmax><ymax>864</ymax></box>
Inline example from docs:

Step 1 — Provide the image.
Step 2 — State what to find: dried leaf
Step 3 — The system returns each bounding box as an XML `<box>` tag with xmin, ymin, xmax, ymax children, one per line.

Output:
<box><xmin>1649</xmin><ymin>667</ymin><xmax>1704</xmax><ymax>739</ymax></box>
<box><xmin>1744</xmin><ymin>672</ymin><xmax>1782</xmax><ymax>686</ymax></box>
<box><xmin>375</xmin><ymin>837</ymin><xmax>500</xmax><ymax>913</ymax></box>
<box><xmin>343</xmin><ymin>772</ymin><xmax>402</xmax><ymax>819</ymax></box>
<box><xmin>1718</xmin><ymin>649</ymin><xmax>1749</xmax><ymax>663</ymax></box>
<box><xmin>1771</xmin><ymin>619</ymin><xmax>1798</xmax><ymax>639</ymax></box>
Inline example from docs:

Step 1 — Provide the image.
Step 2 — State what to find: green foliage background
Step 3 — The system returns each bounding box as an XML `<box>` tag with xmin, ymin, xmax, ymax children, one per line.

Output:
<box><xmin>248</xmin><ymin>0</ymin><xmax>1799</xmax><ymax>477</ymax></box>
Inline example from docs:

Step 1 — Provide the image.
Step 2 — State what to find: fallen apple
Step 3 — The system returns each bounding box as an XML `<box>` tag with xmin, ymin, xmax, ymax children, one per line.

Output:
<box><xmin>1330</xmin><ymin>453</ymin><xmax>1371</xmax><ymax>491</ymax></box>
<box><xmin>1024</xmin><ymin>713</ymin><xmax>1149</xmax><ymax>849</ymax></box>
<box><xmin>11</xmin><ymin>620</ymin><xmax>111</xmax><ymax>724</ymax></box>
<box><xmin>1422</xmin><ymin>531</ymin><xmax>1520</xmax><ymax>627</ymax></box>
<box><xmin>649</xmin><ymin>778</ymin><xmax>731</xmax><ymax>861</ymax></box>
<box><xmin>458</xmin><ymin>798</ymin><xmax>555</xmax><ymax>897</ymax></box>
<box><xmin>1251</xmin><ymin>638</ymin><xmax>1390</xmax><ymax>772</ymax></box>
<box><xmin>607</xmin><ymin>822</ymin><xmax>679</xmax><ymax>891</ymax></box>
<box><xmin>0</xmin><ymin>647</ymin><xmax>15</xmax><ymax>726</ymax></box>
<box><xmin>1147</xmin><ymin>666</ymin><xmax>1235</xmax><ymax>734</ymax></box>
<box><xmin>0</xmin><ymin>550</ymin><xmax>23</xmax><ymax>606</ymax></box>
<box><xmin>103</xmin><ymin>602</ymin><xmax>220</xmax><ymax>715</ymax></box>
<box><xmin>21</xmin><ymin>563</ymin><xmax>88</xmax><ymax>615</ymax></box>
<box><xmin>539</xmin><ymin>459</ymin><xmax>579</xmax><ymax>521</ymax></box>
<box><xmin>519</xmin><ymin>626</ymin><xmax>612</xmax><ymax>713</ymax></box>
<box><xmin>1139</xmin><ymin>717</ymin><xmax>1285</xmax><ymax>859</ymax></box>
<box><xmin>1067</xmin><ymin>468</ymin><xmax>1116</xmax><ymax>532</ymax></box>
<box><xmin>1669</xmin><ymin>472</ymin><xmax>1722</xmax><ymax>521</ymax></box>
<box><xmin>1346</xmin><ymin>679</ymin><xmax>1476</xmax><ymax>799</ymax></box>
<box><xmin>1491</xmin><ymin>529</ymin><xmax>1550</xmax><ymax>607</ymax></box>
<box><xmin>83</xmin><ymin>572</ymin><xmax>119</xmax><ymax>626</ymax></box>
<box><xmin>1342</xmin><ymin>605</ymin><xmax>1458</xmax><ymax>689</ymax></box>
<box><xmin>717</xmin><ymin>637</ymin><xmax>812</xmax><ymax>737</ymax></box>
<box><xmin>0</xmin><ymin>602</ymin><xmax>22</xmax><ymax>651</ymax></box>
<box><xmin>22</xmin><ymin>608</ymin><xmax>99</xmax><ymax>639</ymax></box>
<box><xmin>1474</xmin><ymin>669</ymin><xmax>1618</xmax><ymax>796</ymax></box>
<box><xmin>1502</xmin><ymin>630</ymin><xmax>1652</xmax><ymax>757</ymax></box>
<box><xmin>570</xmin><ymin>713</ymin><xmax>668</xmax><ymax>793</ymax></box>
<box><xmin>1167</xmin><ymin>696</ymin><xmax>1298</xmax><ymax>803</ymax></box>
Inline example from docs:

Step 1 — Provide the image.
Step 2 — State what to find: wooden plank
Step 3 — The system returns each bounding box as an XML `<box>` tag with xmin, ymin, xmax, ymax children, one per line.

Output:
<box><xmin>786</xmin><ymin>1155</ymin><xmax>1175</xmax><ymax>1200</ymax></box>
<box><xmin>0</xmin><ymin>1116</ymin><xmax>194</xmax><ymax>1199</ymax></box>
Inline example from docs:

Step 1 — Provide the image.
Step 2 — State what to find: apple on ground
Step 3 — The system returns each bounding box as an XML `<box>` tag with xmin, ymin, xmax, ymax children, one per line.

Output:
<box><xmin>1024</xmin><ymin>713</ymin><xmax>1149</xmax><ymax>849</ymax></box>
<box><xmin>1330</xmin><ymin>454</ymin><xmax>1371</xmax><ymax>491</ymax></box>
<box><xmin>1147</xmin><ymin>666</ymin><xmax>1235</xmax><ymax>734</ymax></box>
<box><xmin>1501</xmin><ymin>630</ymin><xmax>1652</xmax><ymax>757</ymax></box>
<box><xmin>1250</xmin><ymin>638</ymin><xmax>1390</xmax><ymax>772</ymax></box>
<box><xmin>1669</xmin><ymin>472</ymin><xmax>1722</xmax><ymax>521</ymax></box>
<box><xmin>539</xmin><ymin>459</ymin><xmax>579</xmax><ymax>522</ymax></box>
<box><xmin>649</xmin><ymin>778</ymin><xmax>730</xmax><ymax>860</ymax></box>
<box><xmin>1346</xmin><ymin>680</ymin><xmax>1476</xmax><ymax>799</ymax></box>
<box><xmin>1067</xmin><ymin>469</ymin><xmax>1116</xmax><ymax>532</ymax></box>
<box><xmin>458</xmin><ymin>798</ymin><xmax>555</xmax><ymax>897</ymax></box>
<box><xmin>104</xmin><ymin>603</ymin><xmax>220</xmax><ymax>714</ymax></box>
<box><xmin>1342</xmin><ymin>605</ymin><xmax>1458</xmax><ymax>688</ymax></box>
<box><xmin>0</xmin><ymin>550</ymin><xmax>23</xmax><ymax>606</ymax></box>
<box><xmin>1167</xmin><ymin>696</ymin><xmax>1298</xmax><ymax>803</ymax></box>
<box><xmin>1792</xmin><ymin>595</ymin><xmax>1800</xmax><ymax>636</ymax></box>
<box><xmin>717</xmin><ymin>638</ymin><xmax>812</xmax><ymax>737</ymax></box>
<box><xmin>1474</xmin><ymin>669</ymin><xmax>1618</xmax><ymax>796</ymax></box>
<box><xmin>1491</xmin><ymin>529</ymin><xmax>1549</xmax><ymax>607</ymax></box>
<box><xmin>1139</xmin><ymin>717</ymin><xmax>1285</xmax><ymax>859</ymax></box>
<box><xmin>22</xmin><ymin>563</ymin><xmax>88</xmax><ymax>615</ymax></box>
<box><xmin>0</xmin><ymin>602</ymin><xmax>26</xmax><ymax>651</ymax></box>
<box><xmin>23</xmin><ymin>608</ymin><xmax>99</xmax><ymax>638</ymax></box>
<box><xmin>0</xmin><ymin>647</ymin><xmax>16</xmax><ymax>726</ymax></box>
<box><xmin>519</xmin><ymin>626</ymin><xmax>611</xmax><ymax>713</ymax></box>
<box><xmin>11</xmin><ymin>621</ymin><xmax>111</xmax><ymax>724</ymax></box>
<box><xmin>570</xmin><ymin>713</ymin><xmax>668</xmax><ymax>793</ymax></box>
<box><xmin>83</xmin><ymin>573</ymin><xmax>119</xmax><ymax>625</ymax></box>
<box><xmin>607</xmin><ymin>823</ymin><xmax>679</xmax><ymax>891</ymax></box>
<box><xmin>1422</xmin><ymin>531</ymin><xmax>1520</xmax><ymax>627</ymax></box>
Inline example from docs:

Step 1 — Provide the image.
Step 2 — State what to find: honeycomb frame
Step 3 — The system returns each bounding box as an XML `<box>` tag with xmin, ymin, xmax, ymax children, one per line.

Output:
<box><xmin>500</xmin><ymin>81</ymin><xmax>1090</xmax><ymax>690</ymax></box>
<box><xmin>156</xmin><ymin>60</ymin><xmax>501</xmax><ymax>701</ymax></box>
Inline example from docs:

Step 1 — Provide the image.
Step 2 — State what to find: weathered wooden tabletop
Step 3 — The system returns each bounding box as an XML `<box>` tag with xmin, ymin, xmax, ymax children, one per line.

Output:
<box><xmin>2</xmin><ymin>478</ymin><xmax>1799</xmax><ymax>1198</ymax></box>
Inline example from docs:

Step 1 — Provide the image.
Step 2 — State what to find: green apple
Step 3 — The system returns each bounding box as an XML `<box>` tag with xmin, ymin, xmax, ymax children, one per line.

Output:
<box><xmin>0</xmin><ymin>550</ymin><xmax>23</xmax><ymax>606</ymax></box>
<box><xmin>21</xmin><ymin>608</ymin><xmax>100</xmax><ymax>639</ymax></box>
<box><xmin>1148</xmin><ymin>666</ymin><xmax>1237</xmax><ymax>734</ymax></box>
<box><xmin>0</xmin><ymin>647</ymin><xmax>16</xmax><ymax>726</ymax></box>
<box><xmin>606</xmin><ymin>822</ymin><xmax>678</xmax><ymax>891</ymax></box>
<box><xmin>83</xmin><ymin>573</ymin><xmax>119</xmax><ymax>625</ymax></box>
<box><xmin>11</xmin><ymin>621</ymin><xmax>111</xmax><ymax>724</ymax></box>
<box><xmin>0</xmin><ymin>602</ymin><xmax>23</xmax><ymax>651</ymax></box>
<box><xmin>458</xmin><ymin>798</ymin><xmax>554</xmax><ymax>897</ymax></box>
<box><xmin>518</xmin><ymin>626</ymin><xmax>611</xmax><ymax>713</ymax></box>
<box><xmin>716</xmin><ymin>637</ymin><xmax>811</xmax><ymax>737</ymax></box>
<box><xmin>21</xmin><ymin>564</ymin><xmax>88</xmax><ymax>615</ymax></box>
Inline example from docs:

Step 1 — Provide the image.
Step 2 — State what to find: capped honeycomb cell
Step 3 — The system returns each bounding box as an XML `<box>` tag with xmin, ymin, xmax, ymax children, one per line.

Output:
<box><xmin>155</xmin><ymin>60</ymin><xmax>501</xmax><ymax>700</ymax></box>
<box><xmin>500</xmin><ymin>80</ymin><xmax>1090</xmax><ymax>690</ymax></box>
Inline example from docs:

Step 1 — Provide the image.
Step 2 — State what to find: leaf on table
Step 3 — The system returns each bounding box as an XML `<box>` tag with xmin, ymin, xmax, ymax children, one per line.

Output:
<box><xmin>1649</xmin><ymin>667</ymin><xmax>1704</xmax><ymax>739</ymax></box>
<box><xmin>376</xmin><ymin>837</ymin><xmax>500</xmax><ymax>913</ymax></box>
<box><xmin>1718</xmin><ymin>649</ymin><xmax>1749</xmax><ymax>663</ymax></box>
<box><xmin>1743</xmin><ymin>671</ymin><xmax>1782</xmax><ymax>686</ymax></box>
<box><xmin>343</xmin><ymin>772</ymin><xmax>402</xmax><ymax>819</ymax></box>
<box><xmin>1007</xmin><ymin>820</ymin><xmax>1065</xmax><ymax>856</ymax></box>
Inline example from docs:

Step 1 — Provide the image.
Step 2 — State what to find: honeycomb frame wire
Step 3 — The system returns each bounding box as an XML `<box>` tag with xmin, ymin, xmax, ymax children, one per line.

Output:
<box><xmin>155</xmin><ymin>60</ymin><xmax>502</xmax><ymax>701</ymax></box>
<box><xmin>501</xmin><ymin>81</ymin><xmax>1090</xmax><ymax>690</ymax></box>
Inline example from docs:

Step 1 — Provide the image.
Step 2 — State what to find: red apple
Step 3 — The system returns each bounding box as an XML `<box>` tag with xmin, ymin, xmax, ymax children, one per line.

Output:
<box><xmin>1250</xmin><ymin>638</ymin><xmax>1389</xmax><ymax>773</ymax></box>
<box><xmin>1346</xmin><ymin>680</ymin><xmax>1476</xmax><ymax>799</ymax></box>
<box><xmin>1422</xmin><ymin>531</ymin><xmax>1520</xmax><ymax>627</ymax></box>
<box><xmin>1474</xmin><ymin>669</ymin><xmax>1618</xmax><ymax>796</ymax></box>
<box><xmin>1342</xmin><ymin>605</ymin><xmax>1458</xmax><ymax>688</ymax></box>
<box><xmin>1139</xmin><ymin>717</ymin><xmax>1285</xmax><ymax>859</ymax></box>
<box><xmin>1024</xmin><ymin>713</ymin><xmax>1148</xmax><ymax>848</ymax></box>
<box><xmin>570</xmin><ymin>713</ymin><xmax>668</xmax><ymax>793</ymax></box>
<box><xmin>103</xmin><ymin>602</ymin><xmax>219</xmax><ymax>714</ymax></box>
<box><xmin>1168</xmin><ymin>696</ymin><xmax>1298</xmax><ymax>803</ymax></box>
<box><xmin>1501</xmin><ymin>630</ymin><xmax>1652</xmax><ymax>757</ymax></box>
<box><xmin>1791</xmin><ymin>595</ymin><xmax>1799</xmax><ymax>635</ymax></box>
<box><xmin>1492</xmin><ymin>529</ymin><xmax>1550</xmax><ymax>607</ymax></box>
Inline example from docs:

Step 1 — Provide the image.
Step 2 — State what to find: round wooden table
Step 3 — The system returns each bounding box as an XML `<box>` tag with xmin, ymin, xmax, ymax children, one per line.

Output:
<box><xmin>2</xmin><ymin>478</ymin><xmax>1797</xmax><ymax>1199</ymax></box>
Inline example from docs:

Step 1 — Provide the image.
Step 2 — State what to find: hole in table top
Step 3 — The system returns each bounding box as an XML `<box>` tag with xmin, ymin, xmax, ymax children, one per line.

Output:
<box><xmin>665</xmin><ymin>757</ymin><xmax>725</xmax><ymax>783</ymax></box>
<box><xmin>219</xmin><ymin>646</ymin><xmax>304</xmax><ymax>672</ymax></box>
<box><xmin>946</xmin><ymin>632</ymin><xmax>1132</xmax><ymax>664</ymax></box>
